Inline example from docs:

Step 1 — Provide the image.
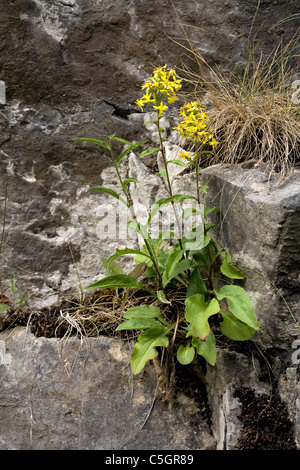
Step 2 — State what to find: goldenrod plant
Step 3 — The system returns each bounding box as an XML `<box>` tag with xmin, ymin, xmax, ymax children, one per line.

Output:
<box><xmin>75</xmin><ymin>65</ymin><xmax>259</xmax><ymax>405</ymax></box>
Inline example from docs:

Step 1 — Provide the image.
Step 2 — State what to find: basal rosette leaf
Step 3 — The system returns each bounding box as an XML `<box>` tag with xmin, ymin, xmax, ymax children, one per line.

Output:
<box><xmin>0</xmin><ymin>304</ymin><xmax>9</xmax><ymax>314</ymax></box>
<box><xmin>116</xmin><ymin>304</ymin><xmax>165</xmax><ymax>331</ymax></box>
<box><xmin>192</xmin><ymin>330</ymin><xmax>217</xmax><ymax>366</ymax></box>
<box><xmin>220</xmin><ymin>309</ymin><xmax>256</xmax><ymax>341</ymax></box>
<box><xmin>185</xmin><ymin>294</ymin><xmax>220</xmax><ymax>340</ymax></box>
<box><xmin>177</xmin><ymin>344</ymin><xmax>195</xmax><ymax>365</ymax></box>
<box><xmin>86</xmin><ymin>274</ymin><xmax>155</xmax><ymax>295</ymax></box>
<box><xmin>101</xmin><ymin>257</ymin><xmax>124</xmax><ymax>275</ymax></box>
<box><xmin>186</xmin><ymin>267</ymin><xmax>208</xmax><ymax>299</ymax></box>
<box><xmin>130</xmin><ymin>327</ymin><xmax>169</xmax><ymax>375</ymax></box>
<box><xmin>106</xmin><ymin>248</ymin><xmax>152</xmax><ymax>274</ymax></box>
<box><xmin>215</xmin><ymin>285</ymin><xmax>259</xmax><ymax>331</ymax></box>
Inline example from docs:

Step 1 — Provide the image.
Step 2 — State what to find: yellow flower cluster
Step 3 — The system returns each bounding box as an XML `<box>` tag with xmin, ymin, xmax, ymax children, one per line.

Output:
<box><xmin>136</xmin><ymin>65</ymin><xmax>182</xmax><ymax>118</ymax></box>
<box><xmin>175</xmin><ymin>101</ymin><xmax>218</xmax><ymax>148</ymax></box>
<box><xmin>178</xmin><ymin>150</ymin><xmax>194</xmax><ymax>163</ymax></box>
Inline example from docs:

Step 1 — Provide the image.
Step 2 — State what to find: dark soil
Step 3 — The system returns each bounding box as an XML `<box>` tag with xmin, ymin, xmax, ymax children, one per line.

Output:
<box><xmin>234</xmin><ymin>387</ymin><xmax>297</xmax><ymax>450</ymax></box>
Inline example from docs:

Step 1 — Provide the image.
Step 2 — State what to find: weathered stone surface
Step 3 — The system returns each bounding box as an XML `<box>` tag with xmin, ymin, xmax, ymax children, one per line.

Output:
<box><xmin>0</xmin><ymin>327</ymin><xmax>215</xmax><ymax>450</ymax></box>
<box><xmin>0</xmin><ymin>81</ymin><xmax>5</xmax><ymax>105</ymax></box>
<box><xmin>278</xmin><ymin>367</ymin><xmax>300</xmax><ymax>449</ymax></box>
<box><xmin>205</xmin><ymin>349</ymin><xmax>271</xmax><ymax>450</ymax></box>
<box><xmin>0</xmin><ymin>0</ymin><xmax>298</xmax><ymax>307</ymax></box>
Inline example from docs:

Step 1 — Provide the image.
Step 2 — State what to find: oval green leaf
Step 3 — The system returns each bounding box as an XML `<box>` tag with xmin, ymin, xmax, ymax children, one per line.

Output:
<box><xmin>220</xmin><ymin>252</ymin><xmax>245</xmax><ymax>280</ymax></box>
<box><xmin>220</xmin><ymin>309</ymin><xmax>256</xmax><ymax>341</ymax></box>
<box><xmin>177</xmin><ymin>344</ymin><xmax>196</xmax><ymax>365</ymax></box>
<box><xmin>130</xmin><ymin>327</ymin><xmax>169</xmax><ymax>375</ymax></box>
<box><xmin>185</xmin><ymin>294</ymin><xmax>220</xmax><ymax>340</ymax></box>
<box><xmin>215</xmin><ymin>285</ymin><xmax>259</xmax><ymax>330</ymax></box>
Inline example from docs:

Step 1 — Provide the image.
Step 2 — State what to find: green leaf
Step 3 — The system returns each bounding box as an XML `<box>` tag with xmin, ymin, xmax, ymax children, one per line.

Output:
<box><xmin>86</xmin><ymin>274</ymin><xmax>155</xmax><ymax>295</ymax></box>
<box><xmin>110</xmin><ymin>136</ymin><xmax>133</xmax><ymax>145</ymax></box>
<box><xmin>220</xmin><ymin>309</ymin><xmax>256</xmax><ymax>341</ymax></box>
<box><xmin>220</xmin><ymin>252</ymin><xmax>245</xmax><ymax>280</ymax></box>
<box><xmin>182</xmin><ymin>229</ymin><xmax>211</xmax><ymax>251</ymax></box>
<box><xmin>130</xmin><ymin>327</ymin><xmax>169</xmax><ymax>375</ymax></box>
<box><xmin>156</xmin><ymin>290</ymin><xmax>171</xmax><ymax>304</ymax></box>
<box><xmin>186</xmin><ymin>268</ymin><xmax>208</xmax><ymax>299</ymax></box>
<box><xmin>101</xmin><ymin>257</ymin><xmax>124</xmax><ymax>275</ymax></box>
<box><xmin>214</xmin><ymin>285</ymin><xmax>259</xmax><ymax>330</ymax></box>
<box><xmin>185</xmin><ymin>294</ymin><xmax>220</xmax><ymax>340</ymax></box>
<box><xmin>180</xmin><ymin>207</ymin><xmax>203</xmax><ymax>219</ymax></box>
<box><xmin>177</xmin><ymin>344</ymin><xmax>195</xmax><ymax>365</ymax></box>
<box><xmin>0</xmin><ymin>304</ymin><xmax>9</xmax><ymax>313</ymax></box>
<box><xmin>106</xmin><ymin>248</ymin><xmax>152</xmax><ymax>274</ymax></box>
<box><xmin>130</xmin><ymin>262</ymin><xmax>147</xmax><ymax>279</ymax></box>
<box><xmin>162</xmin><ymin>248</ymin><xmax>184</xmax><ymax>287</ymax></box>
<box><xmin>116</xmin><ymin>317</ymin><xmax>162</xmax><ymax>331</ymax></box>
<box><xmin>139</xmin><ymin>147</ymin><xmax>161</xmax><ymax>158</ymax></box>
<box><xmin>122</xmin><ymin>177</ymin><xmax>140</xmax><ymax>191</ymax></box>
<box><xmin>74</xmin><ymin>137</ymin><xmax>111</xmax><ymax>151</ymax></box>
<box><xmin>155</xmin><ymin>169</ymin><xmax>167</xmax><ymax>178</ymax></box>
<box><xmin>165</xmin><ymin>258</ymin><xmax>195</xmax><ymax>285</ymax></box>
<box><xmin>198</xmin><ymin>185</ymin><xmax>208</xmax><ymax>194</ymax></box>
<box><xmin>116</xmin><ymin>305</ymin><xmax>164</xmax><ymax>331</ymax></box>
<box><xmin>115</xmin><ymin>140</ymin><xmax>148</xmax><ymax>168</ymax></box>
<box><xmin>148</xmin><ymin>194</ymin><xmax>198</xmax><ymax>224</ymax></box>
<box><xmin>89</xmin><ymin>186</ymin><xmax>129</xmax><ymax>207</ymax></box>
<box><xmin>134</xmin><ymin>245</ymin><xmax>154</xmax><ymax>267</ymax></box>
<box><xmin>191</xmin><ymin>243</ymin><xmax>216</xmax><ymax>271</ymax></box>
<box><xmin>203</xmin><ymin>205</ymin><xmax>218</xmax><ymax>219</ymax></box>
<box><xmin>124</xmin><ymin>304</ymin><xmax>164</xmax><ymax>320</ymax></box>
<box><xmin>155</xmin><ymin>230</ymin><xmax>175</xmax><ymax>248</ymax></box>
<box><xmin>192</xmin><ymin>330</ymin><xmax>217</xmax><ymax>366</ymax></box>
<box><xmin>127</xmin><ymin>220</ymin><xmax>143</xmax><ymax>237</ymax></box>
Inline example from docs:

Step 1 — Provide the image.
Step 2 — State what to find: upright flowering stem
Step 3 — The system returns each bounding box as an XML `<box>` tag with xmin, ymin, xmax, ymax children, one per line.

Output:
<box><xmin>136</xmin><ymin>65</ymin><xmax>184</xmax><ymax>251</ymax></box>
<box><xmin>109</xmin><ymin>141</ymin><xmax>164</xmax><ymax>290</ymax></box>
<box><xmin>156</xmin><ymin>119</ymin><xmax>184</xmax><ymax>251</ymax></box>
<box><xmin>175</xmin><ymin>101</ymin><xmax>218</xmax><ymax>291</ymax></box>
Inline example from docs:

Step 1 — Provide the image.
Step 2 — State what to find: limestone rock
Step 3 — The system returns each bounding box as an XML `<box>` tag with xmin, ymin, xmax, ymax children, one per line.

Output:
<box><xmin>199</xmin><ymin>164</ymin><xmax>300</xmax><ymax>351</ymax></box>
<box><xmin>205</xmin><ymin>349</ymin><xmax>271</xmax><ymax>450</ymax></box>
<box><xmin>0</xmin><ymin>327</ymin><xmax>215</xmax><ymax>450</ymax></box>
<box><xmin>0</xmin><ymin>0</ymin><xmax>298</xmax><ymax>307</ymax></box>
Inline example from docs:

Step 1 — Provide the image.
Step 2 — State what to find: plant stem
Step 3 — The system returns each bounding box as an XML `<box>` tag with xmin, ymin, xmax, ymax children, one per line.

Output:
<box><xmin>111</xmin><ymin>142</ymin><xmax>164</xmax><ymax>290</ymax></box>
<box><xmin>156</xmin><ymin>120</ymin><xmax>184</xmax><ymax>252</ymax></box>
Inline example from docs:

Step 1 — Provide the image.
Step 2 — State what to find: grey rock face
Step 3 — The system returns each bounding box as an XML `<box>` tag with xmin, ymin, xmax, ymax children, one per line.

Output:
<box><xmin>0</xmin><ymin>0</ymin><xmax>299</xmax><ymax>453</ymax></box>
<box><xmin>0</xmin><ymin>0</ymin><xmax>298</xmax><ymax>306</ymax></box>
<box><xmin>0</xmin><ymin>327</ymin><xmax>215</xmax><ymax>450</ymax></box>
<box><xmin>206</xmin><ymin>349</ymin><xmax>271</xmax><ymax>450</ymax></box>
<box><xmin>199</xmin><ymin>165</ymin><xmax>300</xmax><ymax>351</ymax></box>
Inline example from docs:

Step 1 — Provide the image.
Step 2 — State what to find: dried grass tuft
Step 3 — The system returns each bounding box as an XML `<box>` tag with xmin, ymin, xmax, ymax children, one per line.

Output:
<box><xmin>170</xmin><ymin>1</ymin><xmax>300</xmax><ymax>185</ymax></box>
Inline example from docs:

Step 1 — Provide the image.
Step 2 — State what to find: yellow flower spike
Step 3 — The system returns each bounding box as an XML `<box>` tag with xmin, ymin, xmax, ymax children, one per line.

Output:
<box><xmin>178</xmin><ymin>150</ymin><xmax>192</xmax><ymax>162</ymax></box>
<box><xmin>168</xmin><ymin>94</ymin><xmax>179</xmax><ymax>104</ymax></box>
<box><xmin>136</xmin><ymin>99</ymin><xmax>145</xmax><ymax>111</ymax></box>
<box><xmin>142</xmin><ymin>90</ymin><xmax>155</xmax><ymax>104</ymax></box>
<box><xmin>175</xmin><ymin>100</ymin><xmax>218</xmax><ymax>149</ymax></box>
